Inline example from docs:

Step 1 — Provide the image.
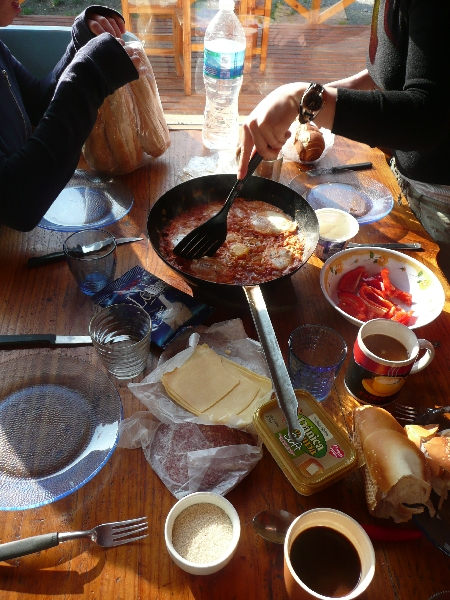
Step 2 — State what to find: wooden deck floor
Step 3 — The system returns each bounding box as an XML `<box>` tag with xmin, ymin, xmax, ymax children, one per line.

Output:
<box><xmin>12</xmin><ymin>14</ymin><xmax>370</xmax><ymax>116</ymax></box>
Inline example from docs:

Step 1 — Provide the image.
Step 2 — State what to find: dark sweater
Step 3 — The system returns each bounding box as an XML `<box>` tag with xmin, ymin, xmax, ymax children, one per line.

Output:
<box><xmin>332</xmin><ymin>0</ymin><xmax>450</xmax><ymax>185</ymax></box>
<box><xmin>0</xmin><ymin>5</ymin><xmax>138</xmax><ymax>231</ymax></box>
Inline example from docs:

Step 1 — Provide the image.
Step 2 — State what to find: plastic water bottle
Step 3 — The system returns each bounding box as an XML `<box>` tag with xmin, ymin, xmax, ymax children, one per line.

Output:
<box><xmin>202</xmin><ymin>0</ymin><xmax>246</xmax><ymax>150</ymax></box>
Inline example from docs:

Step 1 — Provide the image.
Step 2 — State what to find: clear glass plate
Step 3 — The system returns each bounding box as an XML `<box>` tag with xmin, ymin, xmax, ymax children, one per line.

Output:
<box><xmin>289</xmin><ymin>171</ymin><xmax>394</xmax><ymax>225</ymax></box>
<box><xmin>38</xmin><ymin>170</ymin><xmax>134</xmax><ymax>232</ymax></box>
<box><xmin>0</xmin><ymin>354</ymin><xmax>122</xmax><ymax>510</ymax></box>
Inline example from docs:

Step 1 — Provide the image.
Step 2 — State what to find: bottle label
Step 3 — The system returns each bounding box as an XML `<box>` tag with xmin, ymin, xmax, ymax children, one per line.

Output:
<box><xmin>204</xmin><ymin>47</ymin><xmax>245</xmax><ymax>80</ymax></box>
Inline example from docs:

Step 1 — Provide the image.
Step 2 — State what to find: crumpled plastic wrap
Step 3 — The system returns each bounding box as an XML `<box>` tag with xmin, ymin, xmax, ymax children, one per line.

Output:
<box><xmin>83</xmin><ymin>40</ymin><xmax>170</xmax><ymax>175</ymax></box>
<box><xmin>119</xmin><ymin>319</ymin><xmax>271</xmax><ymax>498</ymax></box>
<box><xmin>177</xmin><ymin>150</ymin><xmax>239</xmax><ymax>183</ymax></box>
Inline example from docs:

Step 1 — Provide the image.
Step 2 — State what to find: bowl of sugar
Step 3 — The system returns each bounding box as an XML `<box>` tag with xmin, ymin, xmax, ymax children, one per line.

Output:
<box><xmin>164</xmin><ymin>491</ymin><xmax>241</xmax><ymax>575</ymax></box>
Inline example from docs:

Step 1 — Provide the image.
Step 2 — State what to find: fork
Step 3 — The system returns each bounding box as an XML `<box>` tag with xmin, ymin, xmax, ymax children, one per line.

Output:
<box><xmin>0</xmin><ymin>516</ymin><xmax>148</xmax><ymax>562</ymax></box>
<box><xmin>391</xmin><ymin>402</ymin><xmax>450</xmax><ymax>425</ymax></box>
<box><xmin>173</xmin><ymin>152</ymin><xmax>264</xmax><ymax>260</ymax></box>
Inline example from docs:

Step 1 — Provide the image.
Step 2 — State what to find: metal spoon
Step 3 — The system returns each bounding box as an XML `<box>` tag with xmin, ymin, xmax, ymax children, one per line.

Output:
<box><xmin>252</xmin><ymin>509</ymin><xmax>296</xmax><ymax>544</ymax></box>
<box><xmin>252</xmin><ymin>509</ymin><xmax>424</xmax><ymax>544</ymax></box>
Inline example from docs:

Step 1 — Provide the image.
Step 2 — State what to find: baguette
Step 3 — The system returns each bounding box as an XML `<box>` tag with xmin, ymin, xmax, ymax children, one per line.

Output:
<box><xmin>353</xmin><ymin>406</ymin><xmax>431</xmax><ymax>523</ymax></box>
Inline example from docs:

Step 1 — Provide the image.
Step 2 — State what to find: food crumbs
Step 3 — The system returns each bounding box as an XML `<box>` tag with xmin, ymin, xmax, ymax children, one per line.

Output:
<box><xmin>172</xmin><ymin>503</ymin><xmax>233</xmax><ymax>564</ymax></box>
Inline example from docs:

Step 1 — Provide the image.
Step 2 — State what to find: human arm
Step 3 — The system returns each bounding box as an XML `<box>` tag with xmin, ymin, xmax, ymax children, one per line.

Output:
<box><xmin>0</xmin><ymin>34</ymin><xmax>138</xmax><ymax>231</ymax></box>
<box><xmin>238</xmin><ymin>82</ymin><xmax>337</xmax><ymax>179</ymax></box>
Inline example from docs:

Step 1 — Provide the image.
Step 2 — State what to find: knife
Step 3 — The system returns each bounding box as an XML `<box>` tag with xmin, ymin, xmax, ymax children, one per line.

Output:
<box><xmin>27</xmin><ymin>237</ymin><xmax>144</xmax><ymax>269</ymax></box>
<box><xmin>0</xmin><ymin>335</ymin><xmax>92</xmax><ymax>349</ymax></box>
<box><xmin>307</xmin><ymin>162</ymin><xmax>373</xmax><ymax>177</ymax></box>
<box><xmin>347</xmin><ymin>242</ymin><xmax>423</xmax><ymax>250</ymax></box>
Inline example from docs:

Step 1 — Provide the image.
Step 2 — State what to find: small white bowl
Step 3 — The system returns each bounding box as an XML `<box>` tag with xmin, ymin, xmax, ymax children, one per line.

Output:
<box><xmin>164</xmin><ymin>492</ymin><xmax>241</xmax><ymax>575</ymax></box>
<box><xmin>320</xmin><ymin>246</ymin><xmax>445</xmax><ymax>329</ymax></box>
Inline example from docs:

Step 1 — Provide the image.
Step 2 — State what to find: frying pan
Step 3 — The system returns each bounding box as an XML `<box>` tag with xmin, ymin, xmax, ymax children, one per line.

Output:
<box><xmin>147</xmin><ymin>174</ymin><xmax>319</xmax><ymax>441</ymax></box>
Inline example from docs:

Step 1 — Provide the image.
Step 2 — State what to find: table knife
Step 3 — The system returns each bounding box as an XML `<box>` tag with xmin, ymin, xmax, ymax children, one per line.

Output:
<box><xmin>347</xmin><ymin>242</ymin><xmax>423</xmax><ymax>250</ymax></box>
<box><xmin>307</xmin><ymin>162</ymin><xmax>373</xmax><ymax>177</ymax></box>
<box><xmin>0</xmin><ymin>335</ymin><xmax>92</xmax><ymax>348</ymax></box>
<box><xmin>27</xmin><ymin>237</ymin><xmax>143</xmax><ymax>269</ymax></box>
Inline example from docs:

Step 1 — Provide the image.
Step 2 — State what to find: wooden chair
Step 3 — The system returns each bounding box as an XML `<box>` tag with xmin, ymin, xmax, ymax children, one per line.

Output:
<box><xmin>120</xmin><ymin>0</ymin><xmax>184</xmax><ymax>76</ymax></box>
<box><xmin>175</xmin><ymin>0</ymin><xmax>272</xmax><ymax>95</ymax></box>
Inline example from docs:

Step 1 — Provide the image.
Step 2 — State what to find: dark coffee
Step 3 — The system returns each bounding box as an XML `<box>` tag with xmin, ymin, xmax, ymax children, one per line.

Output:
<box><xmin>289</xmin><ymin>526</ymin><xmax>361</xmax><ymax>598</ymax></box>
<box><xmin>363</xmin><ymin>333</ymin><xmax>409</xmax><ymax>362</ymax></box>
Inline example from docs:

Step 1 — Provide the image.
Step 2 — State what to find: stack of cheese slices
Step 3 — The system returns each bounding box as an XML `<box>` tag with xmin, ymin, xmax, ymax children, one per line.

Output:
<box><xmin>353</xmin><ymin>406</ymin><xmax>432</xmax><ymax>523</ymax></box>
<box><xmin>161</xmin><ymin>344</ymin><xmax>272</xmax><ymax>425</ymax></box>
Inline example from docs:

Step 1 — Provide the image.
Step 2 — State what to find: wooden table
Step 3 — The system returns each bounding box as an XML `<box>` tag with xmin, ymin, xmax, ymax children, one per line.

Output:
<box><xmin>0</xmin><ymin>130</ymin><xmax>449</xmax><ymax>600</ymax></box>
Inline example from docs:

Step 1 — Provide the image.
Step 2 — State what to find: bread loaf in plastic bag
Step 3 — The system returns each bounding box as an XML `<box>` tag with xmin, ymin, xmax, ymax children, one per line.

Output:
<box><xmin>83</xmin><ymin>40</ymin><xmax>170</xmax><ymax>175</ymax></box>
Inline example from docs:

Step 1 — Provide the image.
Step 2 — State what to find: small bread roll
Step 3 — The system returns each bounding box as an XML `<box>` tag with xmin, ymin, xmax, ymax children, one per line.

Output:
<box><xmin>294</xmin><ymin>122</ymin><xmax>325</xmax><ymax>162</ymax></box>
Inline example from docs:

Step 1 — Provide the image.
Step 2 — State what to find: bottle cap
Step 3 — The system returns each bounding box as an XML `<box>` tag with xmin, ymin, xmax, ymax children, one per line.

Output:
<box><xmin>219</xmin><ymin>0</ymin><xmax>235</xmax><ymax>10</ymax></box>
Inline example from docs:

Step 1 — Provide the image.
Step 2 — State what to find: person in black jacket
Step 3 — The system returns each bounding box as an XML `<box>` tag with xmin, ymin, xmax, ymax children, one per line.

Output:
<box><xmin>237</xmin><ymin>0</ymin><xmax>450</xmax><ymax>278</ymax></box>
<box><xmin>0</xmin><ymin>3</ymin><xmax>141</xmax><ymax>231</ymax></box>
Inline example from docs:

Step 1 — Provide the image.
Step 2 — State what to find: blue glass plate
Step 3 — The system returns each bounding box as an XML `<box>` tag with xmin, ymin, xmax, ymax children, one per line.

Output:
<box><xmin>38</xmin><ymin>170</ymin><xmax>134</xmax><ymax>232</ymax></box>
<box><xmin>0</xmin><ymin>354</ymin><xmax>122</xmax><ymax>510</ymax></box>
<box><xmin>289</xmin><ymin>172</ymin><xmax>394</xmax><ymax>225</ymax></box>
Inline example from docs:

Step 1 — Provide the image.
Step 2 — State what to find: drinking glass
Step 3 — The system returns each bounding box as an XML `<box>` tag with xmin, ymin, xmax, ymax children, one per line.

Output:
<box><xmin>64</xmin><ymin>229</ymin><xmax>116</xmax><ymax>296</ymax></box>
<box><xmin>89</xmin><ymin>304</ymin><xmax>151</xmax><ymax>379</ymax></box>
<box><xmin>288</xmin><ymin>324</ymin><xmax>347</xmax><ymax>402</ymax></box>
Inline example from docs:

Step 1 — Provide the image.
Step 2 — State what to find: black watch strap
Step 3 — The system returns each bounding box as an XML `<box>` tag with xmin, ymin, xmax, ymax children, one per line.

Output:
<box><xmin>298</xmin><ymin>82</ymin><xmax>325</xmax><ymax>124</ymax></box>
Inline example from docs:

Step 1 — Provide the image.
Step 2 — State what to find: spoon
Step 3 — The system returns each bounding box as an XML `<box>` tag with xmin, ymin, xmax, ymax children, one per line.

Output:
<box><xmin>252</xmin><ymin>509</ymin><xmax>296</xmax><ymax>544</ymax></box>
<box><xmin>252</xmin><ymin>509</ymin><xmax>424</xmax><ymax>544</ymax></box>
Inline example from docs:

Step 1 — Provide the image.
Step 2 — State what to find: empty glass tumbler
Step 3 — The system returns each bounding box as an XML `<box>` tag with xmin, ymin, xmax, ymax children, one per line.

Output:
<box><xmin>89</xmin><ymin>304</ymin><xmax>151</xmax><ymax>379</ymax></box>
<box><xmin>64</xmin><ymin>229</ymin><xmax>116</xmax><ymax>296</ymax></box>
<box><xmin>288</xmin><ymin>324</ymin><xmax>347</xmax><ymax>402</ymax></box>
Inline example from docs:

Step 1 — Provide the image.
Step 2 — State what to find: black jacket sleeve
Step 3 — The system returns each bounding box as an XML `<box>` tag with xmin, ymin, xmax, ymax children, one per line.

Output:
<box><xmin>0</xmin><ymin>12</ymin><xmax>138</xmax><ymax>232</ymax></box>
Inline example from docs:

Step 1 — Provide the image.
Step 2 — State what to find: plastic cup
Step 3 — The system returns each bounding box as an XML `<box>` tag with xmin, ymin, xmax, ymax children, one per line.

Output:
<box><xmin>89</xmin><ymin>304</ymin><xmax>151</xmax><ymax>379</ymax></box>
<box><xmin>314</xmin><ymin>208</ymin><xmax>359</xmax><ymax>261</ymax></box>
<box><xmin>288</xmin><ymin>324</ymin><xmax>347</xmax><ymax>402</ymax></box>
<box><xmin>64</xmin><ymin>229</ymin><xmax>116</xmax><ymax>296</ymax></box>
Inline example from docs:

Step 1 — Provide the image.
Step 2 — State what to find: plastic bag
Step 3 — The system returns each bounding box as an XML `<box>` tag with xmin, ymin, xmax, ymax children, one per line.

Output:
<box><xmin>119</xmin><ymin>319</ymin><xmax>270</xmax><ymax>498</ymax></box>
<box><xmin>92</xmin><ymin>266</ymin><xmax>214</xmax><ymax>349</ymax></box>
<box><xmin>83</xmin><ymin>41</ymin><xmax>170</xmax><ymax>175</ymax></box>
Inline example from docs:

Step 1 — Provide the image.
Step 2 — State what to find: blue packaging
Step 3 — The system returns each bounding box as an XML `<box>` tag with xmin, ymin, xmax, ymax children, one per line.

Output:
<box><xmin>92</xmin><ymin>266</ymin><xmax>214</xmax><ymax>348</ymax></box>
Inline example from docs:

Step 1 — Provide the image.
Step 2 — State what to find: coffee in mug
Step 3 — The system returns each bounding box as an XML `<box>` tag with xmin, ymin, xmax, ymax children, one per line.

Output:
<box><xmin>284</xmin><ymin>508</ymin><xmax>375</xmax><ymax>600</ymax></box>
<box><xmin>344</xmin><ymin>319</ymin><xmax>435</xmax><ymax>406</ymax></box>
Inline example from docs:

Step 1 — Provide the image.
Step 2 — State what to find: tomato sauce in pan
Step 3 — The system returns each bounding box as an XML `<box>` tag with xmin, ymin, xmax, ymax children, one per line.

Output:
<box><xmin>159</xmin><ymin>198</ymin><xmax>305</xmax><ymax>285</ymax></box>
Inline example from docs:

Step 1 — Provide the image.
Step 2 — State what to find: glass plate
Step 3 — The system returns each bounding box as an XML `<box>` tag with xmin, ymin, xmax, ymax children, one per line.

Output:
<box><xmin>0</xmin><ymin>354</ymin><xmax>122</xmax><ymax>510</ymax></box>
<box><xmin>38</xmin><ymin>170</ymin><xmax>134</xmax><ymax>232</ymax></box>
<box><xmin>289</xmin><ymin>172</ymin><xmax>394</xmax><ymax>225</ymax></box>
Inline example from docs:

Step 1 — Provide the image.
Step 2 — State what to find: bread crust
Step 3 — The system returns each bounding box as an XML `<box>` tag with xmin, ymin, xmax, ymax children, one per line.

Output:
<box><xmin>353</xmin><ymin>405</ymin><xmax>431</xmax><ymax>523</ymax></box>
<box><xmin>294</xmin><ymin>123</ymin><xmax>325</xmax><ymax>162</ymax></box>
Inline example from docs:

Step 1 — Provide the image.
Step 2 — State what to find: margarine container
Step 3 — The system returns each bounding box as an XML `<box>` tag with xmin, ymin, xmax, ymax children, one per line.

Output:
<box><xmin>314</xmin><ymin>208</ymin><xmax>359</xmax><ymax>261</ymax></box>
<box><xmin>253</xmin><ymin>391</ymin><xmax>357</xmax><ymax>495</ymax></box>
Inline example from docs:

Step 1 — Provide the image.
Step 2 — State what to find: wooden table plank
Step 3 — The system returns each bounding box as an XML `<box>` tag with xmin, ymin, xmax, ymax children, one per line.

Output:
<box><xmin>0</xmin><ymin>131</ymin><xmax>449</xmax><ymax>600</ymax></box>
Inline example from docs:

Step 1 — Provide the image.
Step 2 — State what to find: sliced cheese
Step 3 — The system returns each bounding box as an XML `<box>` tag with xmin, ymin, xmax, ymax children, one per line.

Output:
<box><xmin>161</xmin><ymin>344</ymin><xmax>240</xmax><ymax>413</ymax></box>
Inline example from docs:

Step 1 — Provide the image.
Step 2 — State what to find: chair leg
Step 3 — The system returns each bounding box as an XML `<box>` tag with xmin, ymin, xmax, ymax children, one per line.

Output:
<box><xmin>172</xmin><ymin>13</ymin><xmax>183</xmax><ymax>77</ymax></box>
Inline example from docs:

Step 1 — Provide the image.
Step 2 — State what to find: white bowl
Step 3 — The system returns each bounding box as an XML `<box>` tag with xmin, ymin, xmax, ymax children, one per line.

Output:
<box><xmin>320</xmin><ymin>247</ymin><xmax>445</xmax><ymax>329</ymax></box>
<box><xmin>164</xmin><ymin>492</ymin><xmax>241</xmax><ymax>575</ymax></box>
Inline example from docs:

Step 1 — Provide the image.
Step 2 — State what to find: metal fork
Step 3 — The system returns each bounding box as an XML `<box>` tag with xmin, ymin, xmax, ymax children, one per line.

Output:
<box><xmin>173</xmin><ymin>152</ymin><xmax>264</xmax><ymax>260</ymax></box>
<box><xmin>391</xmin><ymin>402</ymin><xmax>450</xmax><ymax>425</ymax></box>
<box><xmin>0</xmin><ymin>516</ymin><xmax>148</xmax><ymax>562</ymax></box>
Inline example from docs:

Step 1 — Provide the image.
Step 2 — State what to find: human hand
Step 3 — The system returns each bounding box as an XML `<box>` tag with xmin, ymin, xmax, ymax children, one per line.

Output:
<box><xmin>87</xmin><ymin>13</ymin><xmax>126</xmax><ymax>38</ymax></box>
<box><xmin>122</xmin><ymin>43</ymin><xmax>147</xmax><ymax>77</ymax></box>
<box><xmin>237</xmin><ymin>83</ymin><xmax>302</xmax><ymax>179</ymax></box>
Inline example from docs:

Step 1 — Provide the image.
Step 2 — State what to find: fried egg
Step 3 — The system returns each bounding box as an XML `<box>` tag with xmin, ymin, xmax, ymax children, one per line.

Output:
<box><xmin>190</xmin><ymin>257</ymin><xmax>226</xmax><ymax>280</ymax></box>
<box><xmin>250</xmin><ymin>210</ymin><xmax>297</xmax><ymax>235</ymax></box>
<box><xmin>264</xmin><ymin>247</ymin><xmax>293</xmax><ymax>270</ymax></box>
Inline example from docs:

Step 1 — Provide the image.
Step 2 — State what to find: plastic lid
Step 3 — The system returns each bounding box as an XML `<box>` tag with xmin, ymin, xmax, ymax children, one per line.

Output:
<box><xmin>219</xmin><ymin>0</ymin><xmax>236</xmax><ymax>10</ymax></box>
